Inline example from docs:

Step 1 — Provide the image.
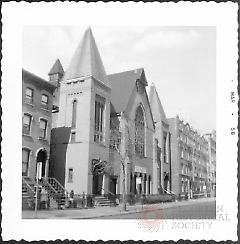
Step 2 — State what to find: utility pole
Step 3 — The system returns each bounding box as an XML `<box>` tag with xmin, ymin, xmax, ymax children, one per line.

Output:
<box><xmin>34</xmin><ymin>162</ymin><xmax>42</xmax><ymax>218</ymax></box>
<box><xmin>34</xmin><ymin>176</ymin><xmax>39</xmax><ymax>218</ymax></box>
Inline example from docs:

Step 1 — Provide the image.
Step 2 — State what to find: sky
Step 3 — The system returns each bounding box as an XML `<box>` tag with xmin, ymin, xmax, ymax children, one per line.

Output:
<box><xmin>23</xmin><ymin>26</ymin><xmax>216</xmax><ymax>134</ymax></box>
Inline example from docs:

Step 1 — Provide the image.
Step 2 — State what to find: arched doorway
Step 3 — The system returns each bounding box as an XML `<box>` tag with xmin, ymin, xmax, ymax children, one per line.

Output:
<box><xmin>92</xmin><ymin>160</ymin><xmax>104</xmax><ymax>195</ymax></box>
<box><xmin>92</xmin><ymin>172</ymin><xmax>103</xmax><ymax>195</ymax></box>
<box><xmin>164</xmin><ymin>173</ymin><xmax>169</xmax><ymax>192</ymax></box>
<box><xmin>36</xmin><ymin>149</ymin><xmax>47</xmax><ymax>179</ymax></box>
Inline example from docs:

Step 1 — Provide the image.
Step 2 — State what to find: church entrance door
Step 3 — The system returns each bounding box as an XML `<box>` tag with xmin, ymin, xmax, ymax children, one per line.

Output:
<box><xmin>92</xmin><ymin>173</ymin><xmax>103</xmax><ymax>195</ymax></box>
<box><xmin>109</xmin><ymin>177</ymin><xmax>117</xmax><ymax>195</ymax></box>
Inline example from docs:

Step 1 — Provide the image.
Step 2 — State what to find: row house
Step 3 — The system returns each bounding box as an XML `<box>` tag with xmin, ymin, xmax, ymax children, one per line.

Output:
<box><xmin>22</xmin><ymin>69</ymin><xmax>56</xmax><ymax>192</ymax></box>
<box><xmin>204</xmin><ymin>131</ymin><xmax>216</xmax><ymax>196</ymax></box>
<box><xmin>168</xmin><ymin>116</ymin><xmax>209</xmax><ymax>199</ymax></box>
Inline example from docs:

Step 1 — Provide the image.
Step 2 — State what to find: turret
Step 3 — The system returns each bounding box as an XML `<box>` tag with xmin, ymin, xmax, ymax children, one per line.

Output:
<box><xmin>48</xmin><ymin>59</ymin><xmax>64</xmax><ymax>85</ymax></box>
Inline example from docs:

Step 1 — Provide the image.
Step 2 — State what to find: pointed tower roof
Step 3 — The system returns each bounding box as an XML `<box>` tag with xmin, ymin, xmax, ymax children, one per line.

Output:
<box><xmin>48</xmin><ymin>59</ymin><xmax>64</xmax><ymax>75</ymax></box>
<box><xmin>63</xmin><ymin>27</ymin><xmax>109</xmax><ymax>87</ymax></box>
<box><xmin>148</xmin><ymin>83</ymin><xmax>168</xmax><ymax>125</ymax></box>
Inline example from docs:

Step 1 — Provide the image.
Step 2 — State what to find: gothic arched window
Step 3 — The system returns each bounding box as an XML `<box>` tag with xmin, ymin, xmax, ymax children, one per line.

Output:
<box><xmin>135</xmin><ymin>105</ymin><xmax>145</xmax><ymax>157</ymax></box>
<box><xmin>72</xmin><ymin>99</ymin><xmax>77</xmax><ymax>128</ymax></box>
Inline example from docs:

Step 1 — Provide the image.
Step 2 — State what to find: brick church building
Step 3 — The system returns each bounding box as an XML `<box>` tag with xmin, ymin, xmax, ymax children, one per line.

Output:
<box><xmin>48</xmin><ymin>28</ymin><xmax>171</xmax><ymax>197</ymax></box>
<box><xmin>22</xmin><ymin>27</ymin><xmax>173</xmax><ymax>210</ymax></box>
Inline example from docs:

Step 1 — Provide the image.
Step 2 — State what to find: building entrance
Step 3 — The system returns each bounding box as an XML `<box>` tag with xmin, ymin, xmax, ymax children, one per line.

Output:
<box><xmin>164</xmin><ymin>173</ymin><xmax>169</xmax><ymax>192</ymax></box>
<box><xmin>92</xmin><ymin>173</ymin><xmax>103</xmax><ymax>195</ymax></box>
<box><xmin>109</xmin><ymin>177</ymin><xmax>117</xmax><ymax>195</ymax></box>
<box><xmin>92</xmin><ymin>159</ymin><xmax>105</xmax><ymax>195</ymax></box>
<box><xmin>36</xmin><ymin>149</ymin><xmax>47</xmax><ymax>179</ymax></box>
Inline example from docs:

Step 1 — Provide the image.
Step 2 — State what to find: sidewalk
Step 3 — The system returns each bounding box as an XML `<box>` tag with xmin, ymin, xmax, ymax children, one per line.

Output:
<box><xmin>22</xmin><ymin>197</ymin><xmax>215</xmax><ymax>219</ymax></box>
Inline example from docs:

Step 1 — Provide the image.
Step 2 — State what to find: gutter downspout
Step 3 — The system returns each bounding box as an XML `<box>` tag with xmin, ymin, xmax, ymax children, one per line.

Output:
<box><xmin>169</xmin><ymin>132</ymin><xmax>172</xmax><ymax>191</ymax></box>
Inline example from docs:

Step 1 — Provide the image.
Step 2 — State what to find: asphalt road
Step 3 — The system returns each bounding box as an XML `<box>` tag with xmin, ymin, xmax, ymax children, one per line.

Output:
<box><xmin>99</xmin><ymin>200</ymin><xmax>216</xmax><ymax>219</ymax></box>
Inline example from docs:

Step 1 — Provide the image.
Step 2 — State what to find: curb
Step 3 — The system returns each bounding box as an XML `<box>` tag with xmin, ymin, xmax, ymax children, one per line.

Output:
<box><xmin>23</xmin><ymin>197</ymin><xmax>216</xmax><ymax>219</ymax></box>
<box><xmin>77</xmin><ymin>207</ymin><xmax>156</xmax><ymax>219</ymax></box>
<box><xmin>75</xmin><ymin>198</ymin><xmax>216</xmax><ymax>219</ymax></box>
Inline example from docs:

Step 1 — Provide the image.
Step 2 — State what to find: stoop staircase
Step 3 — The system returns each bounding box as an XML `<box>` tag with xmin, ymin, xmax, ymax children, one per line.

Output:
<box><xmin>22</xmin><ymin>177</ymin><xmax>35</xmax><ymax>210</ymax></box>
<box><xmin>94</xmin><ymin>195</ymin><xmax>116</xmax><ymax>207</ymax></box>
<box><xmin>44</xmin><ymin>177</ymin><xmax>68</xmax><ymax>207</ymax></box>
<box><xmin>94</xmin><ymin>188</ymin><xmax>117</xmax><ymax>207</ymax></box>
<box><xmin>22</xmin><ymin>177</ymin><xmax>68</xmax><ymax>210</ymax></box>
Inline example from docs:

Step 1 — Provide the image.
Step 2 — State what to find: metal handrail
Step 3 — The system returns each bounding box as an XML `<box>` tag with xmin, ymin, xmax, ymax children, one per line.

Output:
<box><xmin>22</xmin><ymin>177</ymin><xmax>35</xmax><ymax>195</ymax></box>
<box><xmin>101</xmin><ymin>187</ymin><xmax>116</xmax><ymax>197</ymax></box>
<box><xmin>164</xmin><ymin>189</ymin><xmax>176</xmax><ymax>195</ymax></box>
<box><xmin>48</xmin><ymin>177</ymin><xmax>68</xmax><ymax>195</ymax></box>
<box><xmin>43</xmin><ymin>180</ymin><xmax>58</xmax><ymax>197</ymax></box>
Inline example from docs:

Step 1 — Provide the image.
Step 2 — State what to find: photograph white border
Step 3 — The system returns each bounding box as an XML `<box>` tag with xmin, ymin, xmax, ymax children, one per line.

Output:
<box><xmin>1</xmin><ymin>2</ymin><xmax>238</xmax><ymax>241</ymax></box>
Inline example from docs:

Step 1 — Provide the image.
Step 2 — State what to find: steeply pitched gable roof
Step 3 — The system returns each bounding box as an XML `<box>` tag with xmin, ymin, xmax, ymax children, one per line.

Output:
<box><xmin>63</xmin><ymin>27</ymin><xmax>109</xmax><ymax>87</ymax></box>
<box><xmin>148</xmin><ymin>83</ymin><xmax>168</xmax><ymax>125</ymax></box>
<box><xmin>48</xmin><ymin>59</ymin><xmax>64</xmax><ymax>76</ymax></box>
<box><xmin>108</xmin><ymin>68</ymin><xmax>146</xmax><ymax>113</ymax></box>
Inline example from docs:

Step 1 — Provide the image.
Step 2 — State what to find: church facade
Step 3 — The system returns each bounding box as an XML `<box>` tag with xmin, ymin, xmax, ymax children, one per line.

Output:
<box><xmin>48</xmin><ymin>28</ymin><xmax>169</xmax><ymax>196</ymax></box>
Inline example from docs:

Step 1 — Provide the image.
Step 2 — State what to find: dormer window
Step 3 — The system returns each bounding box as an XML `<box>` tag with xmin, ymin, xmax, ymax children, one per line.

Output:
<box><xmin>48</xmin><ymin>59</ymin><xmax>64</xmax><ymax>82</ymax></box>
<box><xmin>49</xmin><ymin>73</ymin><xmax>59</xmax><ymax>81</ymax></box>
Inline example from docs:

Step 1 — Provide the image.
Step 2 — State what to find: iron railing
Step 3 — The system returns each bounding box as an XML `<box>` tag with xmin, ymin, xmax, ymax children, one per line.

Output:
<box><xmin>22</xmin><ymin>177</ymin><xmax>35</xmax><ymax>196</ymax></box>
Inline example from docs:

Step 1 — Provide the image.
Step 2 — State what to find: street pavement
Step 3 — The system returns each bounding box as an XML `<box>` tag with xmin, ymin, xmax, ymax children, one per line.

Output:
<box><xmin>22</xmin><ymin>197</ymin><xmax>216</xmax><ymax>219</ymax></box>
<box><xmin>100</xmin><ymin>198</ymin><xmax>216</xmax><ymax>219</ymax></box>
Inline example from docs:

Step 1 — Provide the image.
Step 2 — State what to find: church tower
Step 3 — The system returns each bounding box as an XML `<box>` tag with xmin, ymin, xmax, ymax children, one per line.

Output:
<box><xmin>56</xmin><ymin>28</ymin><xmax>111</xmax><ymax>194</ymax></box>
<box><xmin>48</xmin><ymin>59</ymin><xmax>64</xmax><ymax>127</ymax></box>
<box><xmin>149</xmin><ymin>83</ymin><xmax>171</xmax><ymax>193</ymax></box>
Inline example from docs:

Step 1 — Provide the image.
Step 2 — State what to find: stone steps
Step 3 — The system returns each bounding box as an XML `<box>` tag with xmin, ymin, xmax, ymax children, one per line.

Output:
<box><xmin>94</xmin><ymin>196</ymin><xmax>116</xmax><ymax>207</ymax></box>
<box><xmin>22</xmin><ymin>177</ymin><xmax>68</xmax><ymax>210</ymax></box>
<box><xmin>22</xmin><ymin>177</ymin><xmax>35</xmax><ymax>210</ymax></box>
